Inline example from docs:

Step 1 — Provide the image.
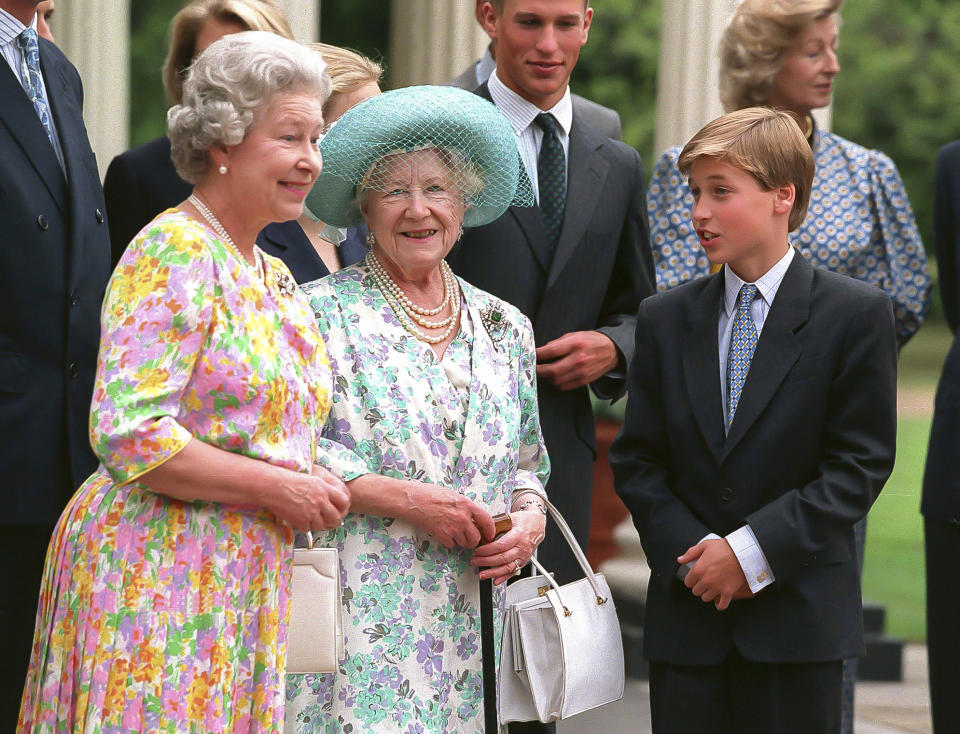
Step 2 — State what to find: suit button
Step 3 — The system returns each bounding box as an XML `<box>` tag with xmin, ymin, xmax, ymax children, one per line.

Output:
<box><xmin>69</xmin><ymin>291</ymin><xmax>78</xmax><ymax>307</ymax></box>
<box><xmin>37</xmin><ymin>214</ymin><xmax>48</xmax><ymax>230</ymax></box>
<box><xmin>95</xmin><ymin>208</ymin><xmax>104</xmax><ymax>224</ymax></box>
<box><xmin>68</xmin><ymin>362</ymin><xmax>79</xmax><ymax>379</ymax></box>
<box><xmin>720</xmin><ymin>487</ymin><xmax>735</xmax><ymax>502</ymax></box>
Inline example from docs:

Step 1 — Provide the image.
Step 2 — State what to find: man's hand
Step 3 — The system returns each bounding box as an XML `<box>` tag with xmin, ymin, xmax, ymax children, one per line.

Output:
<box><xmin>678</xmin><ymin>538</ymin><xmax>750</xmax><ymax>611</ymax></box>
<box><xmin>536</xmin><ymin>331</ymin><xmax>619</xmax><ymax>391</ymax></box>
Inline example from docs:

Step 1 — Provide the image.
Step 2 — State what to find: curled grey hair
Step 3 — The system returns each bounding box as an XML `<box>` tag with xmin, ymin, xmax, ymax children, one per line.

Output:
<box><xmin>355</xmin><ymin>146</ymin><xmax>485</xmax><ymax>214</ymax></box>
<box><xmin>719</xmin><ymin>0</ymin><xmax>843</xmax><ymax>112</ymax></box>
<box><xmin>168</xmin><ymin>30</ymin><xmax>331</xmax><ymax>183</ymax></box>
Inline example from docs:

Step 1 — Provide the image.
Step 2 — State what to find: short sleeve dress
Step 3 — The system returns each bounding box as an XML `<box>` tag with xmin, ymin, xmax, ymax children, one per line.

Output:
<box><xmin>284</xmin><ymin>261</ymin><xmax>550</xmax><ymax>734</ymax></box>
<box><xmin>18</xmin><ymin>210</ymin><xmax>334</xmax><ymax>733</ymax></box>
<box><xmin>647</xmin><ymin>129</ymin><xmax>932</xmax><ymax>346</ymax></box>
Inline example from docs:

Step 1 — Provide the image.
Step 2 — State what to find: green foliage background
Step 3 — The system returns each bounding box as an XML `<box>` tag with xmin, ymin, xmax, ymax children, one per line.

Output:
<box><xmin>128</xmin><ymin>0</ymin><xmax>960</xmax><ymax>258</ymax></box>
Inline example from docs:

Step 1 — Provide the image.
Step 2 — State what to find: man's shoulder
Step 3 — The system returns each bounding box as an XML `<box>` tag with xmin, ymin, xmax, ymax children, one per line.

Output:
<box><xmin>571</xmin><ymin>93</ymin><xmax>621</xmax><ymax>140</ymax></box>
<box><xmin>448</xmin><ymin>62</ymin><xmax>479</xmax><ymax>91</ymax></box>
<box><xmin>810</xmin><ymin>264</ymin><xmax>890</xmax><ymax>309</ymax></box>
<box><xmin>937</xmin><ymin>138</ymin><xmax>960</xmax><ymax>173</ymax></box>
<box><xmin>111</xmin><ymin>136</ymin><xmax>173</xmax><ymax>169</ymax></box>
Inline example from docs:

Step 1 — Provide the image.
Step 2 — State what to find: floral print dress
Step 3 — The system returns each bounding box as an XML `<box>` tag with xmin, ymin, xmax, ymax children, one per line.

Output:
<box><xmin>285</xmin><ymin>262</ymin><xmax>550</xmax><ymax>734</ymax></box>
<box><xmin>18</xmin><ymin>210</ymin><xmax>334</xmax><ymax>733</ymax></box>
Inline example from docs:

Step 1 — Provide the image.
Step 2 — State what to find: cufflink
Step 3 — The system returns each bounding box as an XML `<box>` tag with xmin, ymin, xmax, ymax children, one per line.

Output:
<box><xmin>757</xmin><ymin>571</ymin><xmax>769</xmax><ymax>583</ymax></box>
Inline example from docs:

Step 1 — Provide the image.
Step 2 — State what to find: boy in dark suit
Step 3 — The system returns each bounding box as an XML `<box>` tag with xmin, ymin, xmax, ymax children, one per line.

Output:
<box><xmin>611</xmin><ymin>107</ymin><xmax>897</xmax><ymax>734</ymax></box>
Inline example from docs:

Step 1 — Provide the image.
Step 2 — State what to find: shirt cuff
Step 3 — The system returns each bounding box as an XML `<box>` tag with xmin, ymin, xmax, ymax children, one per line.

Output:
<box><xmin>677</xmin><ymin>533</ymin><xmax>722</xmax><ymax>580</ymax></box>
<box><xmin>726</xmin><ymin>525</ymin><xmax>775</xmax><ymax>593</ymax></box>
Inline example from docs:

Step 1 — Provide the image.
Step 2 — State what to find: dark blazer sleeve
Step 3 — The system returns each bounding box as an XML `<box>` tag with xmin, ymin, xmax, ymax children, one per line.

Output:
<box><xmin>935</xmin><ymin>142</ymin><xmax>960</xmax><ymax>333</ymax></box>
<box><xmin>103</xmin><ymin>151</ymin><xmax>146</xmax><ymax>267</ymax></box>
<box><xmin>611</xmin><ymin>298</ymin><xmax>713</xmax><ymax>582</ymax></box>
<box><xmin>746</xmin><ymin>290</ymin><xmax>897</xmax><ymax>582</ymax></box>
<box><xmin>593</xmin><ymin>145</ymin><xmax>655</xmax><ymax>400</ymax></box>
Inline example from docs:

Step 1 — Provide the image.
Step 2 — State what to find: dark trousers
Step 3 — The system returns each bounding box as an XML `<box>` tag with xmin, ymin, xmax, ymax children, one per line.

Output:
<box><xmin>648</xmin><ymin>651</ymin><xmax>842</xmax><ymax>734</ymax></box>
<box><xmin>0</xmin><ymin>524</ymin><xmax>55</xmax><ymax>730</ymax></box>
<box><xmin>925</xmin><ymin>517</ymin><xmax>960</xmax><ymax>733</ymax></box>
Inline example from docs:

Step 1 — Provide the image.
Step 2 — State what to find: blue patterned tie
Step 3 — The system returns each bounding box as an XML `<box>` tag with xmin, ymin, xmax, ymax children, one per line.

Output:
<box><xmin>535</xmin><ymin>113</ymin><xmax>566</xmax><ymax>249</ymax></box>
<box><xmin>18</xmin><ymin>28</ymin><xmax>57</xmax><ymax>151</ymax></box>
<box><xmin>726</xmin><ymin>284</ymin><xmax>760</xmax><ymax>429</ymax></box>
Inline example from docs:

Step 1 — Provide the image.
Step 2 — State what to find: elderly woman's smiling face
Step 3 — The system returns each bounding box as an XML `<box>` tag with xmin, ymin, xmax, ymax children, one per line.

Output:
<box><xmin>361</xmin><ymin>149</ymin><xmax>468</xmax><ymax>279</ymax></box>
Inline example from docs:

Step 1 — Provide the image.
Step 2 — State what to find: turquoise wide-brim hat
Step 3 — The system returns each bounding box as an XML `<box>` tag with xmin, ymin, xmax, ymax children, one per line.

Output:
<box><xmin>306</xmin><ymin>85</ymin><xmax>532</xmax><ymax>228</ymax></box>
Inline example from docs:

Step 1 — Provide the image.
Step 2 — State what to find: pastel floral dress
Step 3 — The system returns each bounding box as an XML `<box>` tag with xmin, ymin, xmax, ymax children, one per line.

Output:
<box><xmin>284</xmin><ymin>262</ymin><xmax>550</xmax><ymax>734</ymax></box>
<box><xmin>647</xmin><ymin>129</ymin><xmax>932</xmax><ymax>345</ymax></box>
<box><xmin>18</xmin><ymin>210</ymin><xmax>334</xmax><ymax>733</ymax></box>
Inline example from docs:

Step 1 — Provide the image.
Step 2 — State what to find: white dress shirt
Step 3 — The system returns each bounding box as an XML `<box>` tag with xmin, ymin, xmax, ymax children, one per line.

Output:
<box><xmin>688</xmin><ymin>246</ymin><xmax>796</xmax><ymax>595</ymax></box>
<box><xmin>0</xmin><ymin>8</ymin><xmax>64</xmax><ymax>168</ymax></box>
<box><xmin>487</xmin><ymin>70</ymin><xmax>572</xmax><ymax>203</ymax></box>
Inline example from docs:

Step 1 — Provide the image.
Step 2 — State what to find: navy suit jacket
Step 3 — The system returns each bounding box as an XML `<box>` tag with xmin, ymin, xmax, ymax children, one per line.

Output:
<box><xmin>256</xmin><ymin>220</ymin><xmax>368</xmax><ymax>284</ymax></box>
<box><xmin>611</xmin><ymin>255</ymin><xmax>897</xmax><ymax>664</ymax></box>
<box><xmin>923</xmin><ymin>140</ymin><xmax>960</xmax><ymax>520</ymax></box>
<box><xmin>446</xmin><ymin>83</ymin><xmax>654</xmax><ymax>584</ymax></box>
<box><xmin>103</xmin><ymin>135</ymin><xmax>191</xmax><ymax>267</ymax></box>
<box><xmin>0</xmin><ymin>38</ymin><xmax>111</xmax><ymax>523</ymax></box>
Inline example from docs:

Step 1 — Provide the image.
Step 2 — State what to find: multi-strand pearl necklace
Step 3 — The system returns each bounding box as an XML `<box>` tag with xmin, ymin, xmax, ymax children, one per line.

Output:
<box><xmin>366</xmin><ymin>252</ymin><xmax>461</xmax><ymax>344</ymax></box>
<box><xmin>188</xmin><ymin>193</ymin><xmax>260</xmax><ymax>270</ymax></box>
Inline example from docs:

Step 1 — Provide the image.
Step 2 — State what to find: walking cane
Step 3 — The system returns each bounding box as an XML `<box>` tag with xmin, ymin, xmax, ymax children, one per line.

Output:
<box><xmin>481</xmin><ymin>514</ymin><xmax>513</xmax><ymax>734</ymax></box>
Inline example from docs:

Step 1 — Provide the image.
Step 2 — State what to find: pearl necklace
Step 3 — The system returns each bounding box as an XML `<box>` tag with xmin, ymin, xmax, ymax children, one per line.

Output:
<box><xmin>366</xmin><ymin>252</ymin><xmax>461</xmax><ymax>344</ymax></box>
<box><xmin>188</xmin><ymin>193</ymin><xmax>259</xmax><ymax>269</ymax></box>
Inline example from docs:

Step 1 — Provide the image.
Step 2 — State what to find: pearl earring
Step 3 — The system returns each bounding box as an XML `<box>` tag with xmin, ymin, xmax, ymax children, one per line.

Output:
<box><xmin>218</xmin><ymin>164</ymin><xmax>228</xmax><ymax>175</ymax></box>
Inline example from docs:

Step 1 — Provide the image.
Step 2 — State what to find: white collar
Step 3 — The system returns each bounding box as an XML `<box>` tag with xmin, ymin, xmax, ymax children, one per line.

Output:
<box><xmin>722</xmin><ymin>246</ymin><xmax>796</xmax><ymax>317</ymax></box>
<box><xmin>488</xmin><ymin>69</ymin><xmax>573</xmax><ymax>138</ymax></box>
<box><xmin>0</xmin><ymin>8</ymin><xmax>36</xmax><ymax>45</ymax></box>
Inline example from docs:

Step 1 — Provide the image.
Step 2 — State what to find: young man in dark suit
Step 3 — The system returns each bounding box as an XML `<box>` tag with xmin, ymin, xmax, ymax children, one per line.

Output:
<box><xmin>611</xmin><ymin>108</ymin><xmax>897</xmax><ymax>734</ymax></box>
<box><xmin>447</xmin><ymin>0</ymin><xmax>653</xmax><ymax>594</ymax></box>
<box><xmin>923</xmin><ymin>137</ymin><xmax>960</xmax><ymax>733</ymax></box>
<box><xmin>0</xmin><ymin>0</ymin><xmax>110</xmax><ymax>726</ymax></box>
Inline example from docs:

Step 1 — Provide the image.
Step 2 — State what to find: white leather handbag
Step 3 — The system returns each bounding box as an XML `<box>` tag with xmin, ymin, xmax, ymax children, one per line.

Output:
<box><xmin>286</xmin><ymin>532</ymin><xmax>344</xmax><ymax>674</ymax></box>
<box><xmin>498</xmin><ymin>501</ymin><xmax>625</xmax><ymax>724</ymax></box>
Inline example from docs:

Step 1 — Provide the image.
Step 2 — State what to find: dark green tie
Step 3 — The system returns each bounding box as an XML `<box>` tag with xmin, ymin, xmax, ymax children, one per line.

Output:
<box><xmin>535</xmin><ymin>113</ymin><xmax>566</xmax><ymax>249</ymax></box>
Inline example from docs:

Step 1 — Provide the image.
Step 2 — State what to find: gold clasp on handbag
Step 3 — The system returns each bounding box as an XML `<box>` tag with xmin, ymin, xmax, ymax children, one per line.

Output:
<box><xmin>596</xmin><ymin>596</ymin><xmax>608</xmax><ymax>605</ymax></box>
<box><xmin>538</xmin><ymin>585</ymin><xmax>550</xmax><ymax>597</ymax></box>
<box><xmin>563</xmin><ymin>607</ymin><xmax>572</xmax><ymax>617</ymax></box>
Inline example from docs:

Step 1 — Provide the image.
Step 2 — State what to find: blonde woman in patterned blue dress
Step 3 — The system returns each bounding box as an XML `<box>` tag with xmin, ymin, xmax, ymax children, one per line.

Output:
<box><xmin>648</xmin><ymin>0</ymin><xmax>930</xmax><ymax>348</ymax></box>
<box><xmin>285</xmin><ymin>86</ymin><xmax>550</xmax><ymax>734</ymax></box>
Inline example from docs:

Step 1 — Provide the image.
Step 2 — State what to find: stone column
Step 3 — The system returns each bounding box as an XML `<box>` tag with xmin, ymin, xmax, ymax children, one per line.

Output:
<box><xmin>50</xmin><ymin>0</ymin><xmax>130</xmax><ymax>178</ymax></box>
<box><xmin>277</xmin><ymin>0</ymin><xmax>320</xmax><ymax>43</ymax></box>
<box><xmin>389</xmin><ymin>0</ymin><xmax>488</xmax><ymax>88</ymax></box>
<box><xmin>654</xmin><ymin>0</ymin><xmax>831</xmax><ymax>157</ymax></box>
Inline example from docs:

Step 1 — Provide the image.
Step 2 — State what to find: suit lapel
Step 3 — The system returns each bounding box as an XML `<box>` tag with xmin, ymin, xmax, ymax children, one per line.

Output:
<box><xmin>721</xmin><ymin>254</ymin><xmax>812</xmax><ymax>460</ymax></box>
<box><xmin>475</xmin><ymin>83</ymin><xmax>552</xmax><ymax>275</ymax></box>
<box><xmin>546</xmin><ymin>120</ymin><xmax>608</xmax><ymax>289</ymax></box>
<box><xmin>0</xmin><ymin>51</ymin><xmax>66</xmax><ymax>212</ymax></box>
<box><xmin>681</xmin><ymin>274</ymin><xmax>726</xmax><ymax>462</ymax></box>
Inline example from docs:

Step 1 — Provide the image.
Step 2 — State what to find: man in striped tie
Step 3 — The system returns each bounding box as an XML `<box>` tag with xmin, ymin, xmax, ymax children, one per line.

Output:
<box><xmin>0</xmin><ymin>1</ymin><xmax>110</xmax><ymax>726</ymax></box>
<box><xmin>611</xmin><ymin>107</ymin><xmax>897</xmax><ymax>734</ymax></box>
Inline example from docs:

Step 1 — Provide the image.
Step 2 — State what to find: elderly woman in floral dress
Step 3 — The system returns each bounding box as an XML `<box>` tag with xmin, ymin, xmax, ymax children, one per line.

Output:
<box><xmin>18</xmin><ymin>32</ymin><xmax>350</xmax><ymax>732</ymax></box>
<box><xmin>284</xmin><ymin>86</ymin><xmax>550</xmax><ymax>734</ymax></box>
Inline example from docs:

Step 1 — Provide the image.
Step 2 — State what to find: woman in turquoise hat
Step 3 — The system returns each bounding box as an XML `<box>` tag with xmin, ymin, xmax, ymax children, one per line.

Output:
<box><xmin>286</xmin><ymin>85</ymin><xmax>550</xmax><ymax>733</ymax></box>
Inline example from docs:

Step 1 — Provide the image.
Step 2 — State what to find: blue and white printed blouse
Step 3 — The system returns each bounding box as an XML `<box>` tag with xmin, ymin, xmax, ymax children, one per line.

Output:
<box><xmin>647</xmin><ymin>129</ymin><xmax>931</xmax><ymax>346</ymax></box>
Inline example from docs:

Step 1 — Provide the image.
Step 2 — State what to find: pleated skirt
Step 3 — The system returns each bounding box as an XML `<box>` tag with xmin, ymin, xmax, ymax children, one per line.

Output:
<box><xmin>18</xmin><ymin>467</ymin><xmax>293</xmax><ymax>733</ymax></box>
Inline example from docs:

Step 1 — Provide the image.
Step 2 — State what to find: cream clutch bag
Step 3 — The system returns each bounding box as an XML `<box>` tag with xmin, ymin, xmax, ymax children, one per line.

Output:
<box><xmin>286</xmin><ymin>532</ymin><xmax>344</xmax><ymax>674</ymax></box>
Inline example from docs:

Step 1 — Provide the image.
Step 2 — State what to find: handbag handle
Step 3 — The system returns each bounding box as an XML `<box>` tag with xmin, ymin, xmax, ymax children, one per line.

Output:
<box><xmin>535</xmin><ymin>500</ymin><xmax>609</xmax><ymax>606</ymax></box>
<box><xmin>305</xmin><ymin>531</ymin><xmax>315</xmax><ymax>550</ymax></box>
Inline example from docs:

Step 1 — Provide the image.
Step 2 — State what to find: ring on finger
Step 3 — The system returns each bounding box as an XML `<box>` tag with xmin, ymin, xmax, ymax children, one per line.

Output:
<box><xmin>512</xmin><ymin>558</ymin><xmax>523</xmax><ymax>576</ymax></box>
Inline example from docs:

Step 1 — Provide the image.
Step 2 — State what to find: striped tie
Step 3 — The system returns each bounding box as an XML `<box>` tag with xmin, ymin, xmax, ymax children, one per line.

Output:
<box><xmin>17</xmin><ymin>28</ymin><xmax>57</xmax><ymax>153</ymax></box>
<box><xmin>726</xmin><ymin>284</ymin><xmax>760</xmax><ymax>429</ymax></box>
<box><xmin>535</xmin><ymin>112</ymin><xmax>566</xmax><ymax>250</ymax></box>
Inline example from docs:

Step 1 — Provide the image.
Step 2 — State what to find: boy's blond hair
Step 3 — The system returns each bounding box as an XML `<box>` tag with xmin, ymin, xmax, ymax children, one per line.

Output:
<box><xmin>678</xmin><ymin>107</ymin><xmax>814</xmax><ymax>232</ymax></box>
